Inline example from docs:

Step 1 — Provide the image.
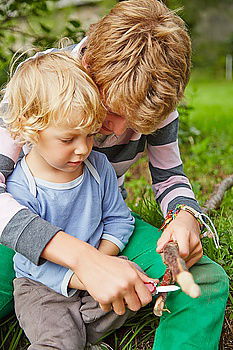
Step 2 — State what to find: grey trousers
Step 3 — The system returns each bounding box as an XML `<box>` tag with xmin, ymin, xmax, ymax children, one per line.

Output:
<box><xmin>14</xmin><ymin>278</ymin><xmax>135</xmax><ymax>350</ymax></box>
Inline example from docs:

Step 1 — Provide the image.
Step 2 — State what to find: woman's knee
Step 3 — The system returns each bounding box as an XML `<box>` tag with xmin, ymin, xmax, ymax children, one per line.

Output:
<box><xmin>190</xmin><ymin>256</ymin><xmax>229</xmax><ymax>298</ymax></box>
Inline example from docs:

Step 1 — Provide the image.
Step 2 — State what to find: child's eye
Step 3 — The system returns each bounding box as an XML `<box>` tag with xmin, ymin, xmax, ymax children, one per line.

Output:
<box><xmin>60</xmin><ymin>138</ymin><xmax>73</xmax><ymax>143</ymax></box>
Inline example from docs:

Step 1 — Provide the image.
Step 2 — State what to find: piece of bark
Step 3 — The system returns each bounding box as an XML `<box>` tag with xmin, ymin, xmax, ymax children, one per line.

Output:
<box><xmin>153</xmin><ymin>268</ymin><xmax>172</xmax><ymax>316</ymax></box>
<box><xmin>154</xmin><ymin>241</ymin><xmax>201</xmax><ymax>316</ymax></box>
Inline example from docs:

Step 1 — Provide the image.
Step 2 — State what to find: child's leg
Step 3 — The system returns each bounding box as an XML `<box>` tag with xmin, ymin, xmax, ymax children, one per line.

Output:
<box><xmin>80</xmin><ymin>292</ymin><xmax>136</xmax><ymax>345</ymax></box>
<box><xmin>0</xmin><ymin>245</ymin><xmax>15</xmax><ymax>319</ymax></box>
<box><xmin>122</xmin><ymin>213</ymin><xmax>229</xmax><ymax>350</ymax></box>
<box><xmin>14</xmin><ymin>278</ymin><xmax>86</xmax><ymax>350</ymax></box>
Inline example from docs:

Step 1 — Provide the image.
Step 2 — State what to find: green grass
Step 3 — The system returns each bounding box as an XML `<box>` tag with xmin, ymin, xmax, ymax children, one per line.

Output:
<box><xmin>186</xmin><ymin>74</ymin><xmax>233</xmax><ymax>139</ymax></box>
<box><xmin>0</xmin><ymin>315</ymin><xmax>27</xmax><ymax>350</ymax></box>
<box><xmin>184</xmin><ymin>75</ymin><xmax>233</xmax><ymax>332</ymax></box>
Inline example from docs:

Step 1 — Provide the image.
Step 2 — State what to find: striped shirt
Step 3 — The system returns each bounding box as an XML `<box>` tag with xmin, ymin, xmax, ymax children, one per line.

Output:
<box><xmin>92</xmin><ymin>110</ymin><xmax>200</xmax><ymax>216</ymax></box>
<box><xmin>0</xmin><ymin>40</ymin><xmax>200</xmax><ymax>265</ymax></box>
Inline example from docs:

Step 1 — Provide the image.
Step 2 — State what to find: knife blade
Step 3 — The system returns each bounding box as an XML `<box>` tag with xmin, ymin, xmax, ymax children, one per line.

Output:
<box><xmin>156</xmin><ymin>285</ymin><xmax>180</xmax><ymax>293</ymax></box>
<box><xmin>144</xmin><ymin>281</ymin><xmax>180</xmax><ymax>295</ymax></box>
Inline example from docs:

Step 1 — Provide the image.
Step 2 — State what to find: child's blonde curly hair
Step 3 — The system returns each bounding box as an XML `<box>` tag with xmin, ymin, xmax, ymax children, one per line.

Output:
<box><xmin>85</xmin><ymin>0</ymin><xmax>191</xmax><ymax>134</ymax></box>
<box><xmin>1</xmin><ymin>51</ymin><xmax>106</xmax><ymax>144</ymax></box>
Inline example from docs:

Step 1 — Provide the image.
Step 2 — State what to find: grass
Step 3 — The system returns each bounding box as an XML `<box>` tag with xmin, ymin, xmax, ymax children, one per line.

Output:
<box><xmin>1</xmin><ymin>73</ymin><xmax>233</xmax><ymax>349</ymax></box>
<box><xmin>0</xmin><ymin>315</ymin><xmax>26</xmax><ymax>350</ymax></box>
<box><xmin>186</xmin><ymin>72</ymin><xmax>233</xmax><ymax>138</ymax></box>
<box><xmin>183</xmin><ymin>76</ymin><xmax>233</xmax><ymax>349</ymax></box>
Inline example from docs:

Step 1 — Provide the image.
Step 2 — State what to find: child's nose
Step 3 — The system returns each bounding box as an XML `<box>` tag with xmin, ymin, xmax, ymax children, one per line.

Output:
<box><xmin>74</xmin><ymin>140</ymin><xmax>89</xmax><ymax>155</ymax></box>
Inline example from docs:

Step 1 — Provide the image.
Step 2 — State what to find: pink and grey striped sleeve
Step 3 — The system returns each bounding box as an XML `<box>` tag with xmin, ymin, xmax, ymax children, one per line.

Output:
<box><xmin>0</xmin><ymin>127</ymin><xmax>61</xmax><ymax>264</ymax></box>
<box><xmin>0</xmin><ymin>127</ymin><xmax>24</xmax><ymax>215</ymax></box>
<box><xmin>147</xmin><ymin>111</ymin><xmax>201</xmax><ymax>217</ymax></box>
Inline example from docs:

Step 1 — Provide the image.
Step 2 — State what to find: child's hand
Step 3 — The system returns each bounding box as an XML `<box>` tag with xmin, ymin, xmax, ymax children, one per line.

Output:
<box><xmin>42</xmin><ymin>233</ymin><xmax>154</xmax><ymax>315</ymax></box>
<box><xmin>98</xmin><ymin>239</ymin><xmax>120</xmax><ymax>256</ymax></box>
<box><xmin>72</xmin><ymin>244</ymin><xmax>154</xmax><ymax>315</ymax></box>
<box><xmin>69</xmin><ymin>272</ymin><xmax>86</xmax><ymax>290</ymax></box>
<box><xmin>156</xmin><ymin>210</ymin><xmax>203</xmax><ymax>268</ymax></box>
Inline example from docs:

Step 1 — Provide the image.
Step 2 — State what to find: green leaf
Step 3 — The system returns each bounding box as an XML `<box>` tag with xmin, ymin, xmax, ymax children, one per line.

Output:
<box><xmin>39</xmin><ymin>23</ymin><xmax>51</xmax><ymax>33</ymax></box>
<box><xmin>69</xmin><ymin>20</ymin><xmax>81</xmax><ymax>28</ymax></box>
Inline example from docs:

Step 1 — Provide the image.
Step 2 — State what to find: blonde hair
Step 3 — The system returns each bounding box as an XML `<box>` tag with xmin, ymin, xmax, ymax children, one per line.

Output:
<box><xmin>86</xmin><ymin>0</ymin><xmax>191</xmax><ymax>134</ymax></box>
<box><xmin>1</xmin><ymin>51</ymin><xmax>105</xmax><ymax>143</ymax></box>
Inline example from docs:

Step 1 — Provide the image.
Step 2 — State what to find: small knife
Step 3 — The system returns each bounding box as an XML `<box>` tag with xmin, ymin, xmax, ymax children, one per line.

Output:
<box><xmin>144</xmin><ymin>281</ymin><xmax>180</xmax><ymax>296</ymax></box>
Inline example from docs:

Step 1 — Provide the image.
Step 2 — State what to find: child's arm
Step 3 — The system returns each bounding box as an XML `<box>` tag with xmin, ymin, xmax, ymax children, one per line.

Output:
<box><xmin>68</xmin><ymin>272</ymin><xmax>85</xmax><ymax>290</ymax></box>
<box><xmin>96</xmin><ymin>152</ymin><xmax>135</xmax><ymax>253</ymax></box>
<box><xmin>98</xmin><ymin>239</ymin><xmax>120</xmax><ymax>256</ymax></box>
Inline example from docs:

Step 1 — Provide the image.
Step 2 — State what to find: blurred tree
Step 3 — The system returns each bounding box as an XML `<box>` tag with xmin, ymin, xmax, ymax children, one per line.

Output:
<box><xmin>167</xmin><ymin>0</ymin><xmax>233</xmax><ymax>75</ymax></box>
<box><xmin>1</xmin><ymin>0</ymin><xmax>232</xmax><ymax>85</ymax></box>
<box><xmin>0</xmin><ymin>0</ymin><xmax>85</xmax><ymax>86</ymax></box>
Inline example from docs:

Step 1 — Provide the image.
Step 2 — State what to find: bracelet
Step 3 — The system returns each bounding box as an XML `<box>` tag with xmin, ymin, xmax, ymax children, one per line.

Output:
<box><xmin>160</xmin><ymin>204</ymin><xmax>202</xmax><ymax>231</ymax></box>
<box><xmin>176</xmin><ymin>204</ymin><xmax>204</xmax><ymax>230</ymax></box>
<box><xmin>160</xmin><ymin>204</ymin><xmax>220</xmax><ymax>249</ymax></box>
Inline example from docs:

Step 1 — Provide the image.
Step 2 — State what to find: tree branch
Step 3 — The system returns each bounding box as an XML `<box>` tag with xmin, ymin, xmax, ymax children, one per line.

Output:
<box><xmin>202</xmin><ymin>174</ymin><xmax>233</xmax><ymax>213</ymax></box>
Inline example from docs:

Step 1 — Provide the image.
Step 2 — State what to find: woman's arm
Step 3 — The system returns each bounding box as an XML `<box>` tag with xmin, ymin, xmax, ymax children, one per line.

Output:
<box><xmin>147</xmin><ymin>112</ymin><xmax>203</xmax><ymax>267</ymax></box>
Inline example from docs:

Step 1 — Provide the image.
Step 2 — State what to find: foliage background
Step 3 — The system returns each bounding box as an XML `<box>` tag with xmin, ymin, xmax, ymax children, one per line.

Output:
<box><xmin>1</xmin><ymin>0</ymin><xmax>233</xmax><ymax>84</ymax></box>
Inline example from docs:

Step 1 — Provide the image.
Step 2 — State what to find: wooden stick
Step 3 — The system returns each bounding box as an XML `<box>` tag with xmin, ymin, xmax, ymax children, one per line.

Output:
<box><xmin>162</xmin><ymin>241</ymin><xmax>201</xmax><ymax>298</ymax></box>
<box><xmin>153</xmin><ymin>268</ymin><xmax>172</xmax><ymax>316</ymax></box>
<box><xmin>154</xmin><ymin>241</ymin><xmax>201</xmax><ymax>316</ymax></box>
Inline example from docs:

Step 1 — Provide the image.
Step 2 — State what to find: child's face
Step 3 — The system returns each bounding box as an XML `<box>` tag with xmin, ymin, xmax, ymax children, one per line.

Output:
<box><xmin>34</xmin><ymin>124</ymin><xmax>94</xmax><ymax>177</ymax></box>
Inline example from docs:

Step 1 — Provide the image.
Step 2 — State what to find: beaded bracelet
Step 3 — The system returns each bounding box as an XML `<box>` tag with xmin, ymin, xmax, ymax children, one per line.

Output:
<box><xmin>160</xmin><ymin>204</ymin><xmax>202</xmax><ymax>230</ymax></box>
<box><xmin>160</xmin><ymin>204</ymin><xmax>220</xmax><ymax>249</ymax></box>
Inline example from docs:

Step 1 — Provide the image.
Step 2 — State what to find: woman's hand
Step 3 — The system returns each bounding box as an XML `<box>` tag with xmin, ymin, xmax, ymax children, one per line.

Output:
<box><xmin>156</xmin><ymin>210</ymin><xmax>203</xmax><ymax>268</ymax></box>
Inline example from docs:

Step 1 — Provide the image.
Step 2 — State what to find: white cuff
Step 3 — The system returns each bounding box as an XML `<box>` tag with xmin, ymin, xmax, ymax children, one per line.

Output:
<box><xmin>101</xmin><ymin>234</ymin><xmax>125</xmax><ymax>252</ymax></box>
<box><xmin>61</xmin><ymin>269</ymin><xmax>77</xmax><ymax>297</ymax></box>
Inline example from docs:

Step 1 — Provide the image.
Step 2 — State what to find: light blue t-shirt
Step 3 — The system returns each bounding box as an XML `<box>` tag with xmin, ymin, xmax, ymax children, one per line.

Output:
<box><xmin>7</xmin><ymin>151</ymin><xmax>135</xmax><ymax>296</ymax></box>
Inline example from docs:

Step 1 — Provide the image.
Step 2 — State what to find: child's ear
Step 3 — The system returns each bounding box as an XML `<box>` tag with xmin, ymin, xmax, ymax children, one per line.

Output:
<box><xmin>81</xmin><ymin>55</ymin><xmax>90</xmax><ymax>71</ymax></box>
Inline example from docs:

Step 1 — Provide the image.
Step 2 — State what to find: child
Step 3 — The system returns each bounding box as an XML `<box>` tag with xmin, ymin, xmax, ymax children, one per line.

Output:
<box><xmin>3</xmin><ymin>51</ymin><xmax>139</xmax><ymax>349</ymax></box>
